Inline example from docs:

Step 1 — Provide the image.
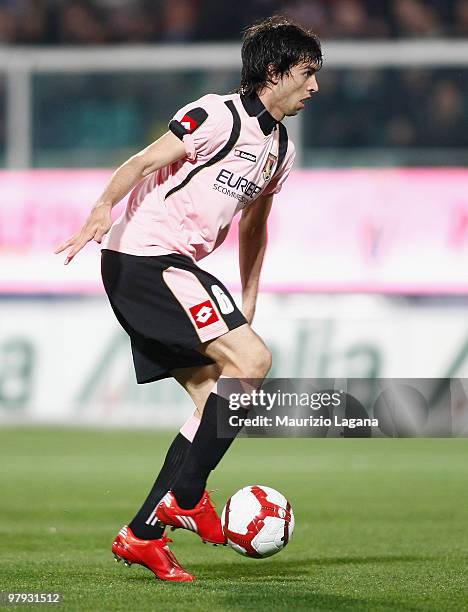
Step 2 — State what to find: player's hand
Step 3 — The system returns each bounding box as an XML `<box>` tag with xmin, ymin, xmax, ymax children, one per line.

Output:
<box><xmin>55</xmin><ymin>204</ymin><xmax>112</xmax><ymax>265</ymax></box>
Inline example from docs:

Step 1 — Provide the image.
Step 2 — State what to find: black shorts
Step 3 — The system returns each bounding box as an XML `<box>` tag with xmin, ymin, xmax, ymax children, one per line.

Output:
<box><xmin>101</xmin><ymin>249</ymin><xmax>247</xmax><ymax>384</ymax></box>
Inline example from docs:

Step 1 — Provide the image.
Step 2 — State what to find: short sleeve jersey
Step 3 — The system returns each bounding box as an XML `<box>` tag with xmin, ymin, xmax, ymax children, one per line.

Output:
<box><xmin>102</xmin><ymin>92</ymin><xmax>295</xmax><ymax>261</ymax></box>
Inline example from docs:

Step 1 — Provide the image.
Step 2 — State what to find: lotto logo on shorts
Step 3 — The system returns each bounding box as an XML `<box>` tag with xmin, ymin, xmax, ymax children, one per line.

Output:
<box><xmin>189</xmin><ymin>300</ymin><xmax>220</xmax><ymax>329</ymax></box>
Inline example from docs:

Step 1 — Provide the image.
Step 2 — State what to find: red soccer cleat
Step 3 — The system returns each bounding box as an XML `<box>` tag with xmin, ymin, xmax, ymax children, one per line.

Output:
<box><xmin>156</xmin><ymin>490</ymin><xmax>226</xmax><ymax>545</ymax></box>
<box><xmin>112</xmin><ymin>525</ymin><xmax>194</xmax><ymax>582</ymax></box>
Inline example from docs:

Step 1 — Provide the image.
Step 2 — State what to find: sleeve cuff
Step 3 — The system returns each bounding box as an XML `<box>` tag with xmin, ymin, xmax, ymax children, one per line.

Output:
<box><xmin>182</xmin><ymin>133</ymin><xmax>196</xmax><ymax>161</ymax></box>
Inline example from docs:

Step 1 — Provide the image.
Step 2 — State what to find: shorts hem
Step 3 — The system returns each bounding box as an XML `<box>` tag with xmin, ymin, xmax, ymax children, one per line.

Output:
<box><xmin>135</xmin><ymin>317</ymin><xmax>247</xmax><ymax>384</ymax></box>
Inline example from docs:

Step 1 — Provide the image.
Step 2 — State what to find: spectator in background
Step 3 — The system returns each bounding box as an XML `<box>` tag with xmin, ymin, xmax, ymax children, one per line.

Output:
<box><xmin>57</xmin><ymin>0</ymin><xmax>109</xmax><ymax>44</ymax></box>
<box><xmin>279</xmin><ymin>0</ymin><xmax>328</xmax><ymax>36</ymax></box>
<box><xmin>0</xmin><ymin>0</ymin><xmax>467</xmax><ymax>44</ymax></box>
<box><xmin>0</xmin><ymin>6</ymin><xmax>16</xmax><ymax>43</ymax></box>
<box><xmin>391</xmin><ymin>0</ymin><xmax>442</xmax><ymax>37</ymax></box>
<box><xmin>160</xmin><ymin>0</ymin><xmax>198</xmax><ymax>42</ymax></box>
<box><xmin>191</xmin><ymin>0</ymin><xmax>277</xmax><ymax>41</ymax></box>
<box><xmin>0</xmin><ymin>77</ymin><xmax>5</xmax><ymax>155</ymax></box>
<box><xmin>455</xmin><ymin>0</ymin><xmax>468</xmax><ymax>36</ymax></box>
<box><xmin>399</xmin><ymin>68</ymin><xmax>431</xmax><ymax>127</ymax></box>
<box><xmin>104</xmin><ymin>1</ymin><xmax>155</xmax><ymax>42</ymax></box>
<box><xmin>423</xmin><ymin>80</ymin><xmax>466</xmax><ymax>147</ymax></box>
<box><xmin>384</xmin><ymin>116</ymin><xmax>416</xmax><ymax>147</ymax></box>
<box><xmin>373</xmin><ymin>72</ymin><xmax>467</xmax><ymax>148</ymax></box>
<box><xmin>15</xmin><ymin>0</ymin><xmax>48</xmax><ymax>44</ymax></box>
<box><xmin>328</xmin><ymin>0</ymin><xmax>389</xmax><ymax>39</ymax></box>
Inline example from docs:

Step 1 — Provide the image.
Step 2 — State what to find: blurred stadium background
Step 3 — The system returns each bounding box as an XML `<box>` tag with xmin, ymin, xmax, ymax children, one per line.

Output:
<box><xmin>1</xmin><ymin>4</ymin><xmax>468</xmax><ymax>611</ymax></box>
<box><xmin>0</xmin><ymin>0</ymin><xmax>468</xmax><ymax>433</ymax></box>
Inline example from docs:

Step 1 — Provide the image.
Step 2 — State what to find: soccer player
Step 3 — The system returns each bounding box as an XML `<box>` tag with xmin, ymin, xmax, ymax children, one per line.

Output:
<box><xmin>56</xmin><ymin>16</ymin><xmax>321</xmax><ymax>582</ymax></box>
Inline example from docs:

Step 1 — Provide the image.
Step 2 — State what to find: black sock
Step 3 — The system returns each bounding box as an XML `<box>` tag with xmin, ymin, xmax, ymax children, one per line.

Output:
<box><xmin>128</xmin><ymin>432</ymin><xmax>190</xmax><ymax>539</ymax></box>
<box><xmin>172</xmin><ymin>392</ymin><xmax>247</xmax><ymax>509</ymax></box>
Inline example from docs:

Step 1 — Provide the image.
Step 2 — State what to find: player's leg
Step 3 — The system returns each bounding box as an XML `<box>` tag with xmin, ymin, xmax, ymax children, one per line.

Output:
<box><xmin>170</xmin><ymin>324</ymin><xmax>270</xmax><ymax>507</ymax></box>
<box><xmin>112</xmin><ymin>363</ymin><xmax>222</xmax><ymax>581</ymax></box>
<box><xmin>103</xmin><ymin>251</ymin><xmax>255</xmax><ymax>548</ymax></box>
<box><xmin>156</xmin><ymin>324</ymin><xmax>271</xmax><ymax>542</ymax></box>
<box><xmin>127</xmin><ymin>363</ymin><xmax>221</xmax><ymax>541</ymax></box>
<box><xmin>172</xmin><ymin>362</ymin><xmax>222</xmax><ymax>417</ymax></box>
<box><xmin>198</xmin><ymin>323</ymin><xmax>272</xmax><ymax>378</ymax></box>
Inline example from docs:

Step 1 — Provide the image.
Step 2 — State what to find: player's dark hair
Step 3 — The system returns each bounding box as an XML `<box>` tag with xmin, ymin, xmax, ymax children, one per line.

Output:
<box><xmin>238</xmin><ymin>16</ymin><xmax>322</xmax><ymax>97</ymax></box>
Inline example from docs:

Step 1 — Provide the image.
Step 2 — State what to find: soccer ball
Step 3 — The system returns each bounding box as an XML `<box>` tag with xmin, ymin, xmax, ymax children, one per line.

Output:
<box><xmin>221</xmin><ymin>485</ymin><xmax>294</xmax><ymax>558</ymax></box>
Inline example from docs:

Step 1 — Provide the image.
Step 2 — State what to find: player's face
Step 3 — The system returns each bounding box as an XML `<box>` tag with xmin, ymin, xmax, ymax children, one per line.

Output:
<box><xmin>276</xmin><ymin>62</ymin><xmax>319</xmax><ymax>117</ymax></box>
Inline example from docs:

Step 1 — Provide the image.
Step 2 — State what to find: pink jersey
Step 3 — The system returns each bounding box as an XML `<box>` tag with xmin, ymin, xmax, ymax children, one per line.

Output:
<box><xmin>102</xmin><ymin>92</ymin><xmax>295</xmax><ymax>261</ymax></box>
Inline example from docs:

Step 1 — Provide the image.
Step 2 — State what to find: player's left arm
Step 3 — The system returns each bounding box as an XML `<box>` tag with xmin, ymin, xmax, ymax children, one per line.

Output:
<box><xmin>238</xmin><ymin>193</ymin><xmax>273</xmax><ymax>325</ymax></box>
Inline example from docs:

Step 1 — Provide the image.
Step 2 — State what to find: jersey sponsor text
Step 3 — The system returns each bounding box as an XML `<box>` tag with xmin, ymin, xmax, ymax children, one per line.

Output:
<box><xmin>213</xmin><ymin>168</ymin><xmax>262</xmax><ymax>204</ymax></box>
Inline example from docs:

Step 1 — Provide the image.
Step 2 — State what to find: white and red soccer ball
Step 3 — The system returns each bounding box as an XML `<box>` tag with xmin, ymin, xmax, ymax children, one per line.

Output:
<box><xmin>221</xmin><ymin>485</ymin><xmax>294</xmax><ymax>558</ymax></box>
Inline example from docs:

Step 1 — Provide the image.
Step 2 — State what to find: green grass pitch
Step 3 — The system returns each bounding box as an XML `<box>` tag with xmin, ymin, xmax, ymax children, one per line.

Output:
<box><xmin>1</xmin><ymin>428</ymin><xmax>467</xmax><ymax>611</ymax></box>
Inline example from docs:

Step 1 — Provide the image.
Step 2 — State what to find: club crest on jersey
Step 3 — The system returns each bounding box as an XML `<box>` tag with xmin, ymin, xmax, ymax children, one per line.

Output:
<box><xmin>262</xmin><ymin>152</ymin><xmax>277</xmax><ymax>181</ymax></box>
<box><xmin>189</xmin><ymin>300</ymin><xmax>219</xmax><ymax>329</ymax></box>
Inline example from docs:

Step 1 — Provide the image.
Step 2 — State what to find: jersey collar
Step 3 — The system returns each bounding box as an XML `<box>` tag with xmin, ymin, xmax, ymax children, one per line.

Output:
<box><xmin>240</xmin><ymin>93</ymin><xmax>278</xmax><ymax>136</ymax></box>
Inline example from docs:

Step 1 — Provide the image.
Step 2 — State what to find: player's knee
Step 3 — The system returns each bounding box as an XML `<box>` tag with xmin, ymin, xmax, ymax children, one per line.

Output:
<box><xmin>255</xmin><ymin>344</ymin><xmax>272</xmax><ymax>377</ymax></box>
<box><xmin>228</xmin><ymin>343</ymin><xmax>272</xmax><ymax>379</ymax></box>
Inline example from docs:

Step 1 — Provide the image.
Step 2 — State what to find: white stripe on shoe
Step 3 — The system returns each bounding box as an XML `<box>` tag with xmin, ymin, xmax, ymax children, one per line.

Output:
<box><xmin>149</xmin><ymin>512</ymin><xmax>160</xmax><ymax>526</ymax></box>
<box><xmin>177</xmin><ymin>515</ymin><xmax>190</xmax><ymax>529</ymax></box>
<box><xmin>176</xmin><ymin>515</ymin><xmax>198</xmax><ymax>532</ymax></box>
<box><xmin>145</xmin><ymin>508</ymin><xmax>157</xmax><ymax>525</ymax></box>
<box><xmin>161</xmin><ymin>492</ymin><xmax>172</xmax><ymax>506</ymax></box>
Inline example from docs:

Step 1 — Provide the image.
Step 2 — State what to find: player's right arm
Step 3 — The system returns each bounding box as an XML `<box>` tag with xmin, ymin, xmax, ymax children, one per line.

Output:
<box><xmin>55</xmin><ymin>131</ymin><xmax>186</xmax><ymax>265</ymax></box>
